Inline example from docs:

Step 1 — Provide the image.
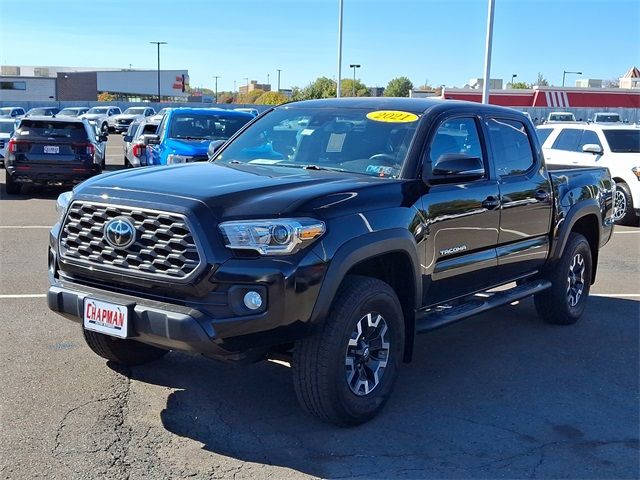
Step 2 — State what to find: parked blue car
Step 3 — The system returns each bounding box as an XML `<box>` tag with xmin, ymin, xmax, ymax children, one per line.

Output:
<box><xmin>145</xmin><ymin>108</ymin><xmax>253</xmax><ymax>165</ymax></box>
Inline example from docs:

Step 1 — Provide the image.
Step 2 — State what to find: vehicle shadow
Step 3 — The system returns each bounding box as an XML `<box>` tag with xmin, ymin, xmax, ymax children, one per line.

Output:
<box><xmin>118</xmin><ymin>296</ymin><xmax>639</xmax><ymax>479</ymax></box>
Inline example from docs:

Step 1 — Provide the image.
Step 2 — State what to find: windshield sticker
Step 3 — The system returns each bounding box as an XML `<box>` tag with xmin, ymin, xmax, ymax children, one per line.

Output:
<box><xmin>300</xmin><ymin>128</ymin><xmax>315</xmax><ymax>136</ymax></box>
<box><xmin>366</xmin><ymin>110</ymin><xmax>419</xmax><ymax>123</ymax></box>
<box><xmin>366</xmin><ymin>165</ymin><xmax>394</xmax><ymax>176</ymax></box>
<box><xmin>326</xmin><ymin>133</ymin><xmax>346</xmax><ymax>152</ymax></box>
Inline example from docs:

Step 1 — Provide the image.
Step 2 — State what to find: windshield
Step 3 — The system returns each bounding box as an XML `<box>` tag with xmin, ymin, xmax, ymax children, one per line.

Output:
<box><xmin>215</xmin><ymin>107</ymin><xmax>420</xmax><ymax>178</ymax></box>
<box><xmin>0</xmin><ymin>108</ymin><xmax>12</xmax><ymax>115</ymax></box>
<box><xmin>595</xmin><ymin>114</ymin><xmax>620</xmax><ymax>123</ymax></box>
<box><xmin>603</xmin><ymin>130</ymin><xmax>640</xmax><ymax>153</ymax></box>
<box><xmin>550</xmin><ymin>114</ymin><xmax>574</xmax><ymax>121</ymax></box>
<box><xmin>124</xmin><ymin>107</ymin><xmax>146</xmax><ymax>114</ymax></box>
<box><xmin>168</xmin><ymin>113</ymin><xmax>251</xmax><ymax>141</ymax></box>
<box><xmin>156</xmin><ymin>108</ymin><xmax>168</xmax><ymax>116</ymax></box>
<box><xmin>58</xmin><ymin>108</ymin><xmax>79</xmax><ymax>116</ymax></box>
<box><xmin>28</xmin><ymin>108</ymin><xmax>54</xmax><ymax>115</ymax></box>
<box><xmin>0</xmin><ymin>122</ymin><xmax>15</xmax><ymax>134</ymax></box>
<box><xmin>87</xmin><ymin>107</ymin><xmax>108</xmax><ymax>114</ymax></box>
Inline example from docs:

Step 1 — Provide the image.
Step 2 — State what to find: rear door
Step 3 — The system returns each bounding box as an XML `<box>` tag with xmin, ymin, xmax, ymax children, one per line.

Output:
<box><xmin>484</xmin><ymin>117</ymin><xmax>553</xmax><ymax>280</ymax></box>
<box><xmin>420</xmin><ymin>114</ymin><xmax>501</xmax><ymax>305</ymax></box>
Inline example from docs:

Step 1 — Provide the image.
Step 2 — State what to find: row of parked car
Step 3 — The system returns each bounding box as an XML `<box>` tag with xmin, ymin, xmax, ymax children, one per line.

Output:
<box><xmin>1</xmin><ymin>103</ymin><xmax>637</xmax><ymax>225</ymax></box>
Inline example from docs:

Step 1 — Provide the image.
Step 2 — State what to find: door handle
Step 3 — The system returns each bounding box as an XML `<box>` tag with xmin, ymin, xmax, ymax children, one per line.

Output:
<box><xmin>535</xmin><ymin>190</ymin><xmax>550</xmax><ymax>201</ymax></box>
<box><xmin>482</xmin><ymin>196</ymin><xmax>501</xmax><ymax>210</ymax></box>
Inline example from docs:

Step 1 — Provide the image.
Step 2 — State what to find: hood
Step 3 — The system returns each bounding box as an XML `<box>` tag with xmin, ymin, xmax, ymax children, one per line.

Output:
<box><xmin>75</xmin><ymin>162</ymin><xmax>410</xmax><ymax>220</ymax></box>
<box><xmin>114</xmin><ymin>114</ymin><xmax>143</xmax><ymax>121</ymax></box>
<box><xmin>81</xmin><ymin>113</ymin><xmax>106</xmax><ymax>120</ymax></box>
<box><xmin>165</xmin><ymin>138</ymin><xmax>212</xmax><ymax>156</ymax></box>
<box><xmin>0</xmin><ymin>133</ymin><xmax>11</xmax><ymax>139</ymax></box>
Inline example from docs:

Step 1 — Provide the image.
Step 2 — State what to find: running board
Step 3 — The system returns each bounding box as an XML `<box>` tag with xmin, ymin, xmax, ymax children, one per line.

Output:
<box><xmin>415</xmin><ymin>279</ymin><xmax>552</xmax><ymax>333</ymax></box>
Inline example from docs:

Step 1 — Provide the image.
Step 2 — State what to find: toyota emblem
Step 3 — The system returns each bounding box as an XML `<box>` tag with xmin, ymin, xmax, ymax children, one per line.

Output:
<box><xmin>104</xmin><ymin>217</ymin><xmax>136</xmax><ymax>249</ymax></box>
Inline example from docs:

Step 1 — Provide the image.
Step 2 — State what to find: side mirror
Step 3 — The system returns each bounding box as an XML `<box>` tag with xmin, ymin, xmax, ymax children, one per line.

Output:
<box><xmin>207</xmin><ymin>140</ymin><xmax>226</xmax><ymax>160</ymax></box>
<box><xmin>425</xmin><ymin>153</ymin><xmax>485</xmax><ymax>183</ymax></box>
<box><xmin>99</xmin><ymin>134</ymin><xmax>108</xmax><ymax>142</ymax></box>
<box><xmin>582</xmin><ymin>144</ymin><xmax>603</xmax><ymax>155</ymax></box>
<box><xmin>123</xmin><ymin>134</ymin><xmax>133</xmax><ymax>142</ymax></box>
<box><xmin>142</xmin><ymin>134</ymin><xmax>160</xmax><ymax>146</ymax></box>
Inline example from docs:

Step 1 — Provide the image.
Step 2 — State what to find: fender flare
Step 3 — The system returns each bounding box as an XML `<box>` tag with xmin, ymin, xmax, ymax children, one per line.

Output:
<box><xmin>309</xmin><ymin>228</ymin><xmax>422</xmax><ymax>326</ymax></box>
<box><xmin>549</xmin><ymin>200</ymin><xmax>602</xmax><ymax>263</ymax></box>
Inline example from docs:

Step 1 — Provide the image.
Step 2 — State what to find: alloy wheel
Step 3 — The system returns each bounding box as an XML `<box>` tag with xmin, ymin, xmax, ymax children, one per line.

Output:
<box><xmin>612</xmin><ymin>190</ymin><xmax>627</xmax><ymax>222</ymax></box>
<box><xmin>345</xmin><ymin>312</ymin><xmax>390</xmax><ymax>396</ymax></box>
<box><xmin>567</xmin><ymin>253</ymin><xmax>586</xmax><ymax>307</ymax></box>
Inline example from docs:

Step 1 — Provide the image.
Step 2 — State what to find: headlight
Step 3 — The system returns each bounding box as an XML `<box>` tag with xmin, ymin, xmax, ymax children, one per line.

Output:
<box><xmin>219</xmin><ymin>218</ymin><xmax>325</xmax><ymax>255</ymax></box>
<box><xmin>56</xmin><ymin>191</ymin><xmax>73</xmax><ymax>224</ymax></box>
<box><xmin>166</xmin><ymin>154</ymin><xmax>193</xmax><ymax>164</ymax></box>
<box><xmin>632</xmin><ymin>166</ymin><xmax>640</xmax><ymax>180</ymax></box>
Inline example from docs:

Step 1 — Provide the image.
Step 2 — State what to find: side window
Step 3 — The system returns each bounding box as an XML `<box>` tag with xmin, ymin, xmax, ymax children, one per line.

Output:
<box><xmin>487</xmin><ymin>118</ymin><xmax>535</xmax><ymax>176</ymax></box>
<box><xmin>536</xmin><ymin>128</ymin><xmax>554</xmax><ymax>146</ymax></box>
<box><xmin>578</xmin><ymin>130</ymin><xmax>601</xmax><ymax>150</ymax></box>
<box><xmin>429</xmin><ymin>117</ymin><xmax>484</xmax><ymax>164</ymax></box>
<box><xmin>552</xmin><ymin>129</ymin><xmax>583</xmax><ymax>151</ymax></box>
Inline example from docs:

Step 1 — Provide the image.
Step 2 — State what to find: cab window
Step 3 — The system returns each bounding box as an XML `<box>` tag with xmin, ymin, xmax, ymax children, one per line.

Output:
<box><xmin>428</xmin><ymin>117</ymin><xmax>484</xmax><ymax>164</ymax></box>
<box><xmin>487</xmin><ymin>118</ymin><xmax>535</xmax><ymax>176</ymax></box>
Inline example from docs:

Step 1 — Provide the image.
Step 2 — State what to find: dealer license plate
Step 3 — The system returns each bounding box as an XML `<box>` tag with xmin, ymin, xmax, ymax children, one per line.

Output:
<box><xmin>83</xmin><ymin>298</ymin><xmax>129</xmax><ymax>338</ymax></box>
<box><xmin>44</xmin><ymin>145</ymin><xmax>60</xmax><ymax>154</ymax></box>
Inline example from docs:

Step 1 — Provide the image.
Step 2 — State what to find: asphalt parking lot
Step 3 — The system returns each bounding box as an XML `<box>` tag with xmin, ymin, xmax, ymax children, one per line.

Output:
<box><xmin>0</xmin><ymin>134</ymin><xmax>638</xmax><ymax>480</ymax></box>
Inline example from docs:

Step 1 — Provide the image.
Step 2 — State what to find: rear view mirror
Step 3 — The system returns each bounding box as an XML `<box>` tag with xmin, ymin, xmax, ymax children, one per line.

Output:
<box><xmin>142</xmin><ymin>134</ymin><xmax>160</xmax><ymax>146</ymax></box>
<box><xmin>207</xmin><ymin>140</ymin><xmax>226</xmax><ymax>160</ymax></box>
<box><xmin>582</xmin><ymin>144</ymin><xmax>603</xmax><ymax>155</ymax></box>
<box><xmin>426</xmin><ymin>154</ymin><xmax>485</xmax><ymax>183</ymax></box>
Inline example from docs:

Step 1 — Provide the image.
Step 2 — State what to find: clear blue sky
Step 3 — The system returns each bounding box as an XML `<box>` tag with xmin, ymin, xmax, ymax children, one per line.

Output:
<box><xmin>1</xmin><ymin>0</ymin><xmax>639</xmax><ymax>92</ymax></box>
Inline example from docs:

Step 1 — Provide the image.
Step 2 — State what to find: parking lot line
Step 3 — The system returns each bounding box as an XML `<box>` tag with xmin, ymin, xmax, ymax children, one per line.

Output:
<box><xmin>0</xmin><ymin>226</ymin><xmax>51</xmax><ymax>229</ymax></box>
<box><xmin>591</xmin><ymin>293</ymin><xmax>640</xmax><ymax>298</ymax></box>
<box><xmin>0</xmin><ymin>294</ymin><xmax>47</xmax><ymax>299</ymax></box>
<box><xmin>614</xmin><ymin>230</ymin><xmax>640</xmax><ymax>234</ymax></box>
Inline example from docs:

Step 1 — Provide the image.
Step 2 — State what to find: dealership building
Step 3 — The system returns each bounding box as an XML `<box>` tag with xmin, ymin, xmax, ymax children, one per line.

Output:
<box><xmin>0</xmin><ymin>65</ymin><xmax>190</xmax><ymax>102</ymax></box>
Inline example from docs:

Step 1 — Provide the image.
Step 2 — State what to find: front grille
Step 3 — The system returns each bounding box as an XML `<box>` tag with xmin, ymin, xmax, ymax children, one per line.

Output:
<box><xmin>0</xmin><ymin>140</ymin><xmax>4</xmax><ymax>148</ymax></box>
<box><xmin>59</xmin><ymin>201</ymin><xmax>203</xmax><ymax>282</ymax></box>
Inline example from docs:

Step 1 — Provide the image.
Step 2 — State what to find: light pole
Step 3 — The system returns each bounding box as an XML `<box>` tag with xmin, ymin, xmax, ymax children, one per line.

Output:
<box><xmin>481</xmin><ymin>0</ymin><xmax>495</xmax><ymax>104</ymax></box>
<box><xmin>213</xmin><ymin>76</ymin><xmax>221</xmax><ymax>104</ymax></box>
<box><xmin>349</xmin><ymin>64</ymin><xmax>360</xmax><ymax>96</ymax></box>
<box><xmin>510</xmin><ymin>74</ymin><xmax>517</xmax><ymax>86</ymax></box>
<box><xmin>562</xmin><ymin>70</ymin><xmax>582</xmax><ymax>87</ymax></box>
<box><xmin>276</xmin><ymin>69</ymin><xmax>282</xmax><ymax>92</ymax></box>
<box><xmin>336</xmin><ymin>0</ymin><xmax>344</xmax><ymax>98</ymax></box>
<box><xmin>150</xmin><ymin>41</ymin><xmax>167</xmax><ymax>103</ymax></box>
<box><xmin>267</xmin><ymin>73</ymin><xmax>270</xmax><ymax>87</ymax></box>
<box><xmin>243</xmin><ymin>77</ymin><xmax>249</xmax><ymax>100</ymax></box>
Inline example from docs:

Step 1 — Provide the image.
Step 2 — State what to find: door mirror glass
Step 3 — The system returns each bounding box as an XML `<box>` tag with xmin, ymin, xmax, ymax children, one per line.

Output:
<box><xmin>582</xmin><ymin>143</ymin><xmax>602</xmax><ymax>154</ymax></box>
<box><xmin>142</xmin><ymin>134</ymin><xmax>160</xmax><ymax>145</ymax></box>
<box><xmin>430</xmin><ymin>153</ymin><xmax>485</xmax><ymax>182</ymax></box>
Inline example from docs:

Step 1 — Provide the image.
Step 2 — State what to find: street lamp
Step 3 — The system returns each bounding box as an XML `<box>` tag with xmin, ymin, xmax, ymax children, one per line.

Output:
<box><xmin>150</xmin><ymin>41</ymin><xmax>167</xmax><ymax>103</ymax></box>
<box><xmin>510</xmin><ymin>74</ymin><xmax>517</xmax><ymax>86</ymax></box>
<box><xmin>562</xmin><ymin>70</ymin><xmax>582</xmax><ymax>87</ymax></box>
<box><xmin>276</xmin><ymin>69</ymin><xmax>282</xmax><ymax>92</ymax></box>
<box><xmin>349</xmin><ymin>64</ymin><xmax>360</xmax><ymax>96</ymax></box>
<box><xmin>481</xmin><ymin>0</ymin><xmax>495</xmax><ymax>104</ymax></box>
<box><xmin>213</xmin><ymin>76</ymin><xmax>221</xmax><ymax>104</ymax></box>
<box><xmin>336</xmin><ymin>0</ymin><xmax>344</xmax><ymax>98</ymax></box>
<box><xmin>243</xmin><ymin>77</ymin><xmax>249</xmax><ymax>100</ymax></box>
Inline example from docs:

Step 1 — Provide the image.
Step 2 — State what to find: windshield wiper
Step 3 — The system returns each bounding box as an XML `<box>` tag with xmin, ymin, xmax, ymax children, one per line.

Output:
<box><xmin>302</xmin><ymin>164</ymin><xmax>345</xmax><ymax>172</ymax></box>
<box><xmin>174</xmin><ymin>135</ymin><xmax>207</xmax><ymax>140</ymax></box>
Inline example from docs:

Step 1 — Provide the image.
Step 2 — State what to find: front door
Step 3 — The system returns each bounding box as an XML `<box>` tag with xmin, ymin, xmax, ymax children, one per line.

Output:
<box><xmin>420</xmin><ymin>115</ymin><xmax>501</xmax><ymax>306</ymax></box>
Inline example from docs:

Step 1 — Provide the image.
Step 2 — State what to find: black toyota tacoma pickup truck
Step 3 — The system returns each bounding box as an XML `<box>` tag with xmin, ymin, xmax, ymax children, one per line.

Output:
<box><xmin>47</xmin><ymin>98</ymin><xmax>614</xmax><ymax>426</ymax></box>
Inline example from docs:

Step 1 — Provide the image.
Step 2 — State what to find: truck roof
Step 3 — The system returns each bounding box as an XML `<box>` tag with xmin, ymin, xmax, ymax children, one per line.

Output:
<box><xmin>168</xmin><ymin>107</ymin><xmax>253</xmax><ymax>118</ymax></box>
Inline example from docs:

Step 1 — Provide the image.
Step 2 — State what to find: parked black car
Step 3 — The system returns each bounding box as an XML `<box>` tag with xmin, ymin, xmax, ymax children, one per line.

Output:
<box><xmin>4</xmin><ymin>116</ymin><xmax>107</xmax><ymax>194</ymax></box>
<box><xmin>48</xmin><ymin>98</ymin><xmax>614</xmax><ymax>425</ymax></box>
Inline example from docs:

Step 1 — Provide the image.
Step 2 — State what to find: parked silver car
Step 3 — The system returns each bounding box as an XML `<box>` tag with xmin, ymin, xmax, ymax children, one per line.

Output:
<box><xmin>122</xmin><ymin>120</ymin><xmax>158</xmax><ymax>167</ymax></box>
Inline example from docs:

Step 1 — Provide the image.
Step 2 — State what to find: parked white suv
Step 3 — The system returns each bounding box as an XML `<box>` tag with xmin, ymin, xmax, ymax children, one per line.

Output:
<box><xmin>80</xmin><ymin>106</ymin><xmax>122</xmax><ymax>133</ymax></box>
<box><xmin>537</xmin><ymin>123</ymin><xmax>640</xmax><ymax>225</ymax></box>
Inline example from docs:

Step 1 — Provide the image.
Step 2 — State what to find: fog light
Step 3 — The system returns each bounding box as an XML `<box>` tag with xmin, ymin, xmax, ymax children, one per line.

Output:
<box><xmin>243</xmin><ymin>291</ymin><xmax>263</xmax><ymax>310</ymax></box>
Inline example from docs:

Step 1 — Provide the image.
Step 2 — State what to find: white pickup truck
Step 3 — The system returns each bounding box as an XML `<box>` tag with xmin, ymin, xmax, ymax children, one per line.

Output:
<box><xmin>80</xmin><ymin>106</ymin><xmax>122</xmax><ymax>134</ymax></box>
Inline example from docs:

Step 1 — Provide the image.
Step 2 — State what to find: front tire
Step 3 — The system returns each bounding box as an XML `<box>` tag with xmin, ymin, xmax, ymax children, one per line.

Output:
<box><xmin>292</xmin><ymin>275</ymin><xmax>404</xmax><ymax>426</ymax></box>
<box><xmin>612</xmin><ymin>182</ymin><xmax>636</xmax><ymax>226</ymax></box>
<box><xmin>534</xmin><ymin>233</ymin><xmax>592</xmax><ymax>325</ymax></box>
<box><xmin>83</xmin><ymin>329</ymin><xmax>168</xmax><ymax>366</ymax></box>
<box><xmin>5</xmin><ymin>172</ymin><xmax>21</xmax><ymax>195</ymax></box>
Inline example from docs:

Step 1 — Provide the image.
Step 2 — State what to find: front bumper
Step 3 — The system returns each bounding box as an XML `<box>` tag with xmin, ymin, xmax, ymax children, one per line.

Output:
<box><xmin>114</xmin><ymin>124</ymin><xmax>132</xmax><ymax>132</ymax></box>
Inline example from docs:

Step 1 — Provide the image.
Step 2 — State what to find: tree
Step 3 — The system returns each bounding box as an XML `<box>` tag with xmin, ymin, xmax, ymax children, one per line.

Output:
<box><xmin>255</xmin><ymin>91</ymin><xmax>289</xmax><ymax>105</ymax></box>
<box><xmin>217</xmin><ymin>92</ymin><xmax>235</xmax><ymax>104</ymax></box>
<box><xmin>237</xmin><ymin>89</ymin><xmax>265</xmax><ymax>104</ymax></box>
<box><xmin>603</xmin><ymin>78</ymin><xmax>620</xmax><ymax>88</ymax></box>
<box><xmin>510</xmin><ymin>81</ymin><xmax>530</xmax><ymax>89</ymax></box>
<box><xmin>97</xmin><ymin>92</ymin><xmax>116</xmax><ymax>102</ymax></box>
<box><xmin>534</xmin><ymin>72</ymin><xmax>549</xmax><ymax>86</ymax></box>
<box><xmin>298</xmin><ymin>77</ymin><xmax>337</xmax><ymax>100</ymax></box>
<box><xmin>340</xmin><ymin>78</ymin><xmax>370</xmax><ymax>97</ymax></box>
<box><xmin>384</xmin><ymin>77</ymin><xmax>413</xmax><ymax>97</ymax></box>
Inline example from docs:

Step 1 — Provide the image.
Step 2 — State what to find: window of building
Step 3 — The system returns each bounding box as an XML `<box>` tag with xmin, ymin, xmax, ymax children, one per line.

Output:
<box><xmin>0</xmin><ymin>81</ymin><xmax>26</xmax><ymax>91</ymax></box>
<box><xmin>487</xmin><ymin>118</ymin><xmax>535</xmax><ymax>176</ymax></box>
<box><xmin>1</xmin><ymin>66</ymin><xmax>20</xmax><ymax>76</ymax></box>
<box><xmin>34</xmin><ymin>67</ymin><xmax>50</xmax><ymax>77</ymax></box>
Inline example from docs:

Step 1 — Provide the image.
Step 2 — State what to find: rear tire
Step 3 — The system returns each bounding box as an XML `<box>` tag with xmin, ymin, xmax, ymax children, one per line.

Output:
<box><xmin>292</xmin><ymin>275</ymin><xmax>404</xmax><ymax>426</ymax></box>
<box><xmin>534</xmin><ymin>233</ymin><xmax>592</xmax><ymax>325</ymax></box>
<box><xmin>5</xmin><ymin>172</ymin><xmax>21</xmax><ymax>195</ymax></box>
<box><xmin>612</xmin><ymin>182</ymin><xmax>636</xmax><ymax>226</ymax></box>
<box><xmin>83</xmin><ymin>329</ymin><xmax>168</xmax><ymax>366</ymax></box>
